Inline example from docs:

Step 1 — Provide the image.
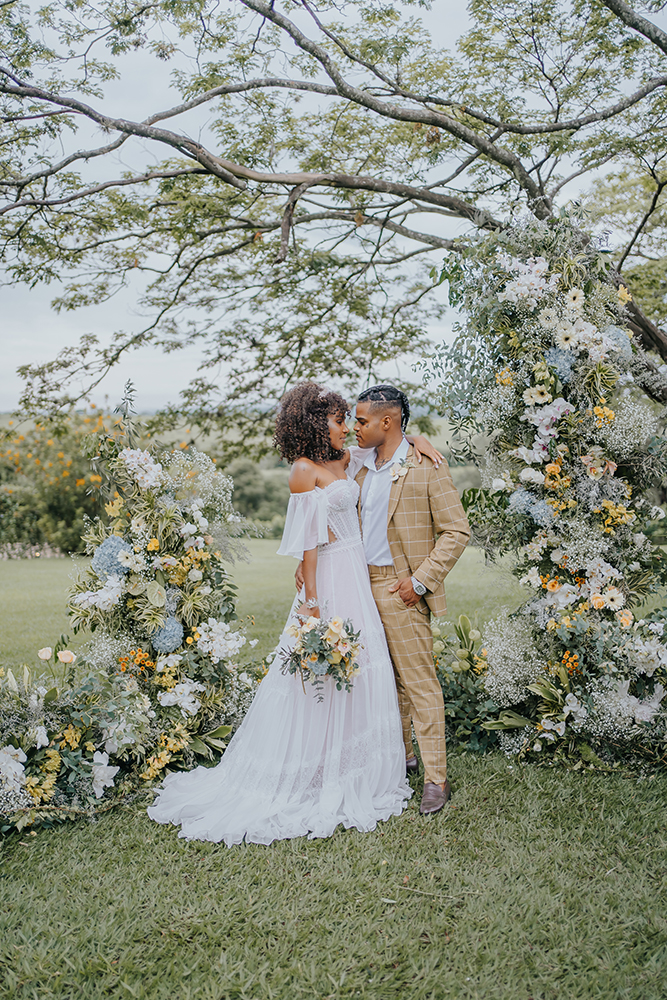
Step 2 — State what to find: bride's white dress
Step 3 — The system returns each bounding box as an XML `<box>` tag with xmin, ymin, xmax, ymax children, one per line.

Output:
<box><xmin>147</xmin><ymin>476</ymin><xmax>411</xmax><ymax>845</ymax></box>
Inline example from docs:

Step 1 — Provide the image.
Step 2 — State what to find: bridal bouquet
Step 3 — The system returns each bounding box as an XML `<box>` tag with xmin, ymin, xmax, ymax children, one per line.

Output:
<box><xmin>282</xmin><ymin>616</ymin><xmax>362</xmax><ymax>700</ymax></box>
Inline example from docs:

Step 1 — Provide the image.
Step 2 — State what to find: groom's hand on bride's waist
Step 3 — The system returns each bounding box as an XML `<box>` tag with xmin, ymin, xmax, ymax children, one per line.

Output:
<box><xmin>295</xmin><ymin>562</ymin><xmax>304</xmax><ymax>590</ymax></box>
<box><xmin>389</xmin><ymin>578</ymin><xmax>422</xmax><ymax>608</ymax></box>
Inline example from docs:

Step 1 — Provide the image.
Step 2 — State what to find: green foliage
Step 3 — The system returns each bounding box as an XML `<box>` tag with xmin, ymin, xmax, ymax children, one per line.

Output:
<box><xmin>585</xmin><ymin>168</ymin><xmax>667</xmax><ymax>325</ymax></box>
<box><xmin>432</xmin><ymin>614</ymin><xmax>498</xmax><ymax>752</ymax></box>
<box><xmin>225</xmin><ymin>458</ymin><xmax>290</xmax><ymax>519</ymax></box>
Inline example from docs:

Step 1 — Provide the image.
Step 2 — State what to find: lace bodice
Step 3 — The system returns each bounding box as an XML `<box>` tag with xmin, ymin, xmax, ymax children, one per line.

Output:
<box><xmin>277</xmin><ymin>477</ymin><xmax>361</xmax><ymax>559</ymax></box>
<box><xmin>320</xmin><ymin>477</ymin><xmax>361</xmax><ymax>547</ymax></box>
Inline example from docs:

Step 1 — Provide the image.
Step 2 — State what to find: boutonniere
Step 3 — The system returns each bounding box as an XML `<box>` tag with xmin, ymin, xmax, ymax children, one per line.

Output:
<box><xmin>390</xmin><ymin>459</ymin><xmax>414</xmax><ymax>482</ymax></box>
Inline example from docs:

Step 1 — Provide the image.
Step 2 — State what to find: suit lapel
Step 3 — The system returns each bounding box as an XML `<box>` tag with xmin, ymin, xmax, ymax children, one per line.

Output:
<box><xmin>387</xmin><ymin>445</ymin><xmax>414</xmax><ymax>526</ymax></box>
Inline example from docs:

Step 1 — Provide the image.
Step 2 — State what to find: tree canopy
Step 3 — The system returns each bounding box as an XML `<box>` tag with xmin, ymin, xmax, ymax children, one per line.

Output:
<box><xmin>2</xmin><ymin>0</ymin><xmax>667</xmax><ymax>452</ymax></box>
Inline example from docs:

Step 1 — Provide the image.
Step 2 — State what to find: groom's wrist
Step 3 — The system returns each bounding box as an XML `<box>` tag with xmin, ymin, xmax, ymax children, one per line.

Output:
<box><xmin>410</xmin><ymin>575</ymin><xmax>427</xmax><ymax>596</ymax></box>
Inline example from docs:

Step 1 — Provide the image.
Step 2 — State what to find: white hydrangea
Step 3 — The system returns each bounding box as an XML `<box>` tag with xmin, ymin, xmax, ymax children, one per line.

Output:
<box><xmin>196</xmin><ymin>618</ymin><xmax>247</xmax><ymax>663</ymax></box>
<box><xmin>119</xmin><ymin>448</ymin><xmax>164</xmax><ymax>490</ymax></box>
<box><xmin>74</xmin><ymin>574</ymin><xmax>124</xmax><ymax>610</ymax></box>
<box><xmin>158</xmin><ymin>679</ymin><xmax>206</xmax><ymax>717</ymax></box>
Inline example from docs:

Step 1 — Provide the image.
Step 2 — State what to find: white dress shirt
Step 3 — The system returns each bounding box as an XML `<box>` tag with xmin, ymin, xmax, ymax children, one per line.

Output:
<box><xmin>360</xmin><ymin>437</ymin><xmax>409</xmax><ymax>566</ymax></box>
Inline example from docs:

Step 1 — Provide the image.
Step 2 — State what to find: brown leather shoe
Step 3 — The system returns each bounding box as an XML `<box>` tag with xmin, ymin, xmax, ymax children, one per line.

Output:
<box><xmin>419</xmin><ymin>780</ymin><xmax>451</xmax><ymax>816</ymax></box>
<box><xmin>406</xmin><ymin>756</ymin><xmax>420</xmax><ymax>778</ymax></box>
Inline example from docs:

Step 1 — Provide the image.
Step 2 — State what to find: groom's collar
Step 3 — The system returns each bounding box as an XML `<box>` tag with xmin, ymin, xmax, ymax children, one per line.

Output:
<box><xmin>364</xmin><ymin>435</ymin><xmax>409</xmax><ymax>472</ymax></box>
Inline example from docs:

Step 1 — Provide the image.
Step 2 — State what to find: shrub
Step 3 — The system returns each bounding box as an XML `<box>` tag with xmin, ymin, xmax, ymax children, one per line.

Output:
<box><xmin>0</xmin><ymin>409</ymin><xmax>120</xmax><ymax>552</ymax></box>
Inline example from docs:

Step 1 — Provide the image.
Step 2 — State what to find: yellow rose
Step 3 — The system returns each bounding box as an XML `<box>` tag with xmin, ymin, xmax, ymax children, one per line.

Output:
<box><xmin>57</xmin><ymin>650</ymin><xmax>77</xmax><ymax>664</ymax></box>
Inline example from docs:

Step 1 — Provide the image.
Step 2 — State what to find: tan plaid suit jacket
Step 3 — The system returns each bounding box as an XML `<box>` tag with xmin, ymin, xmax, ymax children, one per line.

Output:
<box><xmin>355</xmin><ymin>446</ymin><xmax>470</xmax><ymax>616</ymax></box>
<box><xmin>355</xmin><ymin>446</ymin><xmax>469</xmax><ymax>782</ymax></box>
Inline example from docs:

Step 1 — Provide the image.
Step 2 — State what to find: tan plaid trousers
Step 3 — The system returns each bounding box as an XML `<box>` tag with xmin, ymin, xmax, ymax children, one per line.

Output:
<box><xmin>368</xmin><ymin>564</ymin><xmax>447</xmax><ymax>785</ymax></box>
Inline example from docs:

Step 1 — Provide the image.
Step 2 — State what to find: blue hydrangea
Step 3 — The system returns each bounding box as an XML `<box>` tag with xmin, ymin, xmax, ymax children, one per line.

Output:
<box><xmin>544</xmin><ymin>347</ymin><xmax>575</xmax><ymax>384</ymax></box>
<box><xmin>91</xmin><ymin>535</ymin><xmax>133</xmax><ymax>580</ymax></box>
<box><xmin>508</xmin><ymin>488</ymin><xmax>534</xmax><ymax>516</ymax></box>
<box><xmin>508</xmin><ymin>488</ymin><xmax>554</xmax><ymax>526</ymax></box>
<box><xmin>604</xmin><ymin>324</ymin><xmax>633</xmax><ymax>360</ymax></box>
<box><xmin>530</xmin><ymin>499</ymin><xmax>554</xmax><ymax>527</ymax></box>
<box><xmin>151</xmin><ymin>616</ymin><xmax>184</xmax><ymax>653</ymax></box>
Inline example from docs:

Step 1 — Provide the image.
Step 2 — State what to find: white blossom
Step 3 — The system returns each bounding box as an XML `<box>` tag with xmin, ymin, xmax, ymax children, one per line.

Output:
<box><xmin>520</xmin><ymin>566</ymin><xmax>542</xmax><ymax>588</ymax></box>
<box><xmin>91</xmin><ymin>751</ymin><xmax>120</xmax><ymax>798</ymax></box>
<box><xmin>519</xmin><ymin>467</ymin><xmax>545</xmax><ymax>486</ymax></box>
<box><xmin>119</xmin><ymin>448</ymin><xmax>164</xmax><ymax>490</ymax></box>
<box><xmin>0</xmin><ymin>745</ymin><xmax>27</xmax><ymax>790</ymax></box>
<box><xmin>158</xmin><ymin>679</ymin><xmax>206</xmax><ymax>717</ymax></box>
<box><xmin>74</xmin><ymin>574</ymin><xmax>124</xmax><ymax>610</ymax></box>
<box><xmin>563</xmin><ymin>693</ymin><xmax>588</xmax><ymax>725</ymax></box>
<box><xmin>196</xmin><ymin>618</ymin><xmax>247</xmax><ymax>663</ymax></box>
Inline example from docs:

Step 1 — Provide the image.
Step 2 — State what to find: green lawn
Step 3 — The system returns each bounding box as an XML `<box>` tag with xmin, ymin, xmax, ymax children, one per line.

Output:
<box><xmin>3</xmin><ymin>546</ymin><xmax>665</xmax><ymax>999</ymax></box>
<box><xmin>0</xmin><ymin>544</ymin><xmax>524</xmax><ymax>668</ymax></box>
<box><xmin>1</xmin><ymin>755</ymin><xmax>665</xmax><ymax>1000</ymax></box>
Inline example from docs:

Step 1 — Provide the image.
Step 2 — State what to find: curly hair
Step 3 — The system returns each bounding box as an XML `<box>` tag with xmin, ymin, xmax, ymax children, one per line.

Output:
<box><xmin>274</xmin><ymin>382</ymin><xmax>350</xmax><ymax>464</ymax></box>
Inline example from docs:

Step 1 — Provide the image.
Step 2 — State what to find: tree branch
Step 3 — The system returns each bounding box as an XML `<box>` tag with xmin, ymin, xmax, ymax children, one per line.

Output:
<box><xmin>0</xmin><ymin>167</ymin><xmax>205</xmax><ymax>216</ymax></box>
<box><xmin>618</xmin><ymin>179</ymin><xmax>667</xmax><ymax>271</ymax></box>
<box><xmin>599</xmin><ymin>0</ymin><xmax>667</xmax><ymax>56</ymax></box>
<box><xmin>238</xmin><ymin>0</ymin><xmax>548</xmax><ymax>214</ymax></box>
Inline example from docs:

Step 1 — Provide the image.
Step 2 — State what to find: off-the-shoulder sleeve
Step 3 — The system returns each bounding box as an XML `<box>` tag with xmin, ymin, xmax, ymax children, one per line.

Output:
<box><xmin>347</xmin><ymin>445</ymin><xmax>373</xmax><ymax>480</ymax></box>
<box><xmin>276</xmin><ymin>489</ymin><xmax>329</xmax><ymax>559</ymax></box>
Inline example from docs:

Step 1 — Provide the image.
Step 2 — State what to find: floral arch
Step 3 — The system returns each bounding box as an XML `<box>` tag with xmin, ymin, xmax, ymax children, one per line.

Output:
<box><xmin>431</xmin><ymin>216</ymin><xmax>667</xmax><ymax>768</ymax></box>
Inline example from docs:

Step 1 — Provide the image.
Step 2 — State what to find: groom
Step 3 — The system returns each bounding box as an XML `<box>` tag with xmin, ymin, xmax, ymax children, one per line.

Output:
<box><xmin>354</xmin><ymin>385</ymin><xmax>470</xmax><ymax>816</ymax></box>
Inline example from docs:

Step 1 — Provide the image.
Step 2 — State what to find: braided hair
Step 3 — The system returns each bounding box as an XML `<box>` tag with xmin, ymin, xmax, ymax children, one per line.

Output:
<box><xmin>357</xmin><ymin>384</ymin><xmax>410</xmax><ymax>432</ymax></box>
<box><xmin>274</xmin><ymin>382</ymin><xmax>350</xmax><ymax>464</ymax></box>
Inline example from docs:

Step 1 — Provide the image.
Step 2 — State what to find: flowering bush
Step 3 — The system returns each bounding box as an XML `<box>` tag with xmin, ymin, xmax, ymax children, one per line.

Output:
<box><xmin>0</xmin><ymin>407</ymin><xmax>260</xmax><ymax>833</ymax></box>
<box><xmin>0</xmin><ymin>407</ymin><xmax>118</xmax><ymax>554</ymax></box>
<box><xmin>429</xmin><ymin>216</ymin><xmax>667</xmax><ymax>768</ymax></box>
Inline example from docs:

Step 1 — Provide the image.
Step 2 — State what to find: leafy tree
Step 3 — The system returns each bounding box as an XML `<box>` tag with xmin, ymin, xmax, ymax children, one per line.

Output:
<box><xmin>3</xmin><ymin>0</ymin><xmax>667</xmax><ymax>452</ymax></box>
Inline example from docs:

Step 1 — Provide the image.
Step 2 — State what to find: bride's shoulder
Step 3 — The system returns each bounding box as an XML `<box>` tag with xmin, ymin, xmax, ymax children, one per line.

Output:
<box><xmin>289</xmin><ymin>458</ymin><xmax>319</xmax><ymax>494</ymax></box>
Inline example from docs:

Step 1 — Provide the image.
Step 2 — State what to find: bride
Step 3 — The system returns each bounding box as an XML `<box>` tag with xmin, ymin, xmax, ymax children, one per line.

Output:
<box><xmin>148</xmin><ymin>382</ymin><xmax>438</xmax><ymax>846</ymax></box>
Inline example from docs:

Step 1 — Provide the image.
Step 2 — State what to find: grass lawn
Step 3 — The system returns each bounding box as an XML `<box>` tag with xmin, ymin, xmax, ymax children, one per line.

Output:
<box><xmin>0</xmin><ymin>544</ymin><xmax>524</xmax><ymax>668</ymax></box>
<box><xmin>0</xmin><ymin>557</ymin><xmax>91</xmax><ymax>667</ymax></box>
<box><xmin>1</xmin><ymin>756</ymin><xmax>666</xmax><ymax>1000</ymax></box>
<box><xmin>2</xmin><ymin>546</ymin><xmax>666</xmax><ymax>999</ymax></box>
